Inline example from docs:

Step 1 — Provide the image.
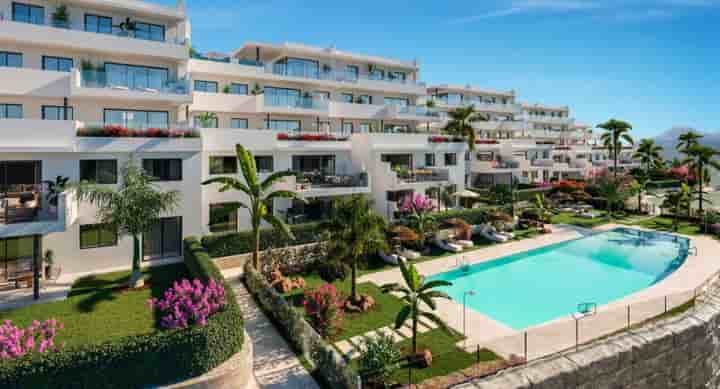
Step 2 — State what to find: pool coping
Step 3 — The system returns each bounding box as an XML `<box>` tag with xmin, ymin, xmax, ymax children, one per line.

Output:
<box><xmin>358</xmin><ymin>223</ymin><xmax>720</xmax><ymax>360</ymax></box>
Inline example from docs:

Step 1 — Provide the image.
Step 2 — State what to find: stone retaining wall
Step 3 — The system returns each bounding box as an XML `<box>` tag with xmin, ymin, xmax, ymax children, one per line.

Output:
<box><xmin>456</xmin><ymin>284</ymin><xmax>720</xmax><ymax>389</ymax></box>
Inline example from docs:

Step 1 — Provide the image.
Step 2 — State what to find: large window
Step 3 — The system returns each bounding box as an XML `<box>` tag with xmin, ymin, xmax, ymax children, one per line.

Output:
<box><xmin>104</xmin><ymin>63</ymin><xmax>169</xmax><ymax>91</ymax></box>
<box><xmin>209</xmin><ymin>156</ymin><xmax>237</xmax><ymax>175</ymax></box>
<box><xmin>425</xmin><ymin>153</ymin><xmax>436</xmax><ymax>167</ymax></box>
<box><xmin>384</xmin><ymin>97</ymin><xmax>409</xmax><ymax>107</ymax></box>
<box><xmin>0</xmin><ymin>51</ymin><xmax>22</xmax><ymax>68</ymax></box>
<box><xmin>254</xmin><ymin>156</ymin><xmax>274</xmax><ymax>173</ymax></box>
<box><xmin>387</xmin><ymin>71</ymin><xmax>407</xmax><ymax>82</ymax></box>
<box><xmin>209</xmin><ymin>203</ymin><xmax>238</xmax><ymax>233</ymax></box>
<box><xmin>194</xmin><ymin>80</ymin><xmax>218</xmax><ymax>93</ymax></box>
<box><xmin>143</xmin><ymin>217</ymin><xmax>182</xmax><ymax>260</ymax></box>
<box><xmin>80</xmin><ymin>160</ymin><xmax>117</xmax><ymax>184</ymax></box>
<box><xmin>345</xmin><ymin>65</ymin><xmax>359</xmax><ymax>81</ymax></box>
<box><xmin>0</xmin><ymin>236</ymin><xmax>36</xmax><ymax>275</ymax></box>
<box><xmin>0</xmin><ymin>104</ymin><xmax>23</xmax><ymax>119</ymax></box>
<box><xmin>134</xmin><ymin>22</ymin><xmax>165</xmax><ymax>42</ymax></box>
<box><xmin>292</xmin><ymin>155</ymin><xmax>335</xmax><ymax>174</ymax></box>
<box><xmin>273</xmin><ymin>57</ymin><xmax>319</xmax><ymax>79</ymax></box>
<box><xmin>266</xmin><ymin>119</ymin><xmax>300</xmax><ymax>132</ymax></box>
<box><xmin>104</xmin><ymin>109</ymin><xmax>169</xmax><ymax>129</ymax></box>
<box><xmin>342</xmin><ymin>122</ymin><xmax>353</xmax><ymax>134</ymax></box>
<box><xmin>444</xmin><ymin>153</ymin><xmax>458</xmax><ymax>166</ymax></box>
<box><xmin>358</xmin><ymin>95</ymin><xmax>372</xmax><ymax>104</ymax></box>
<box><xmin>42</xmin><ymin>56</ymin><xmax>73</xmax><ymax>72</ymax></box>
<box><xmin>341</xmin><ymin>93</ymin><xmax>354</xmax><ymax>103</ymax></box>
<box><xmin>231</xmin><ymin>118</ymin><xmax>248</xmax><ymax>129</ymax></box>
<box><xmin>80</xmin><ymin>224</ymin><xmax>118</xmax><ymax>249</ymax></box>
<box><xmin>84</xmin><ymin>14</ymin><xmax>112</xmax><ymax>34</ymax></box>
<box><xmin>143</xmin><ymin>159</ymin><xmax>182</xmax><ymax>181</ymax></box>
<box><xmin>12</xmin><ymin>3</ymin><xmax>44</xmax><ymax>25</ymax></box>
<box><xmin>264</xmin><ymin>86</ymin><xmax>301</xmax><ymax>107</ymax></box>
<box><xmin>229</xmin><ymin>83</ymin><xmax>248</xmax><ymax>95</ymax></box>
<box><xmin>42</xmin><ymin>105</ymin><xmax>74</xmax><ymax>120</ymax></box>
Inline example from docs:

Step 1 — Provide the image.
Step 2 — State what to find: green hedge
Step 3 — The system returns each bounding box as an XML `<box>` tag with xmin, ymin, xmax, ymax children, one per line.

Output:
<box><xmin>433</xmin><ymin>207</ymin><xmax>492</xmax><ymax>226</ymax></box>
<box><xmin>202</xmin><ymin>221</ymin><xmax>323</xmax><ymax>258</ymax></box>
<box><xmin>0</xmin><ymin>239</ymin><xmax>244</xmax><ymax>389</ymax></box>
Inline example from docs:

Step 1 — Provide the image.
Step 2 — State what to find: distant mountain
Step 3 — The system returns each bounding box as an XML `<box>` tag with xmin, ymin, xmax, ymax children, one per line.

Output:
<box><xmin>653</xmin><ymin>127</ymin><xmax>720</xmax><ymax>188</ymax></box>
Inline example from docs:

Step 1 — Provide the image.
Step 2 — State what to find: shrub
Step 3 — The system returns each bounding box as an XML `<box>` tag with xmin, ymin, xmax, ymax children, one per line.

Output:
<box><xmin>202</xmin><ymin>222</ymin><xmax>323</xmax><ymax>257</ymax></box>
<box><xmin>149</xmin><ymin>278</ymin><xmax>226</xmax><ymax>329</ymax></box>
<box><xmin>357</xmin><ymin>333</ymin><xmax>401</xmax><ymax>385</ymax></box>
<box><xmin>433</xmin><ymin>208</ymin><xmax>490</xmax><ymax>226</ymax></box>
<box><xmin>317</xmin><ymin>260</ymin><xmax>350</xmax><ymax>283</ymax></box>
<box><xmin>0</xmin><ymin>319</ymin><xmax>64</xmax><ymax>359</ymax></box>
<box><xmin>303</xmin><ymin>284</ymin><xmax>344</xmax><ymax>338</ymax></box>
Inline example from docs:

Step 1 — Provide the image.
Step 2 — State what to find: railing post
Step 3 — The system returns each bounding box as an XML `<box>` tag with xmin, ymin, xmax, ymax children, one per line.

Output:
<box><xmin>627</xmin><ymin>305</ymin><xmax>631</xmax><ymax>328</ymax></box>
<box><xmin>665</xmin><ymin>296</ymin><xmax>668</xmax><ymax>313</ymax></box>
<box><xmin>523</xmin><ymin>331</ymin><xmax>528</xmax><ymax>362</ymax></box>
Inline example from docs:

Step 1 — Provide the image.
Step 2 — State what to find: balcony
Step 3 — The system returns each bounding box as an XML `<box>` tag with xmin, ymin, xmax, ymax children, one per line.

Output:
<box><xmin>71</xmin><ymin>69</ymin><xmax>192</xmax><ymax>104</ymax></box>
<box><xmin>393</xmin><ymin>105</ymin><xmax>443</xmax><ymax>122</ymax></box>
<box><xmin>261</xmin><ymin>94</ymin><xmax>328</xmax><ymax>116</ymax></box>
<box><xmin>75</xmin><ymin>122</ymin><xmax>201</xmax><ymax>153</ymax></box>
<box><xmin>191</xmin><ymin>92</ymin><xmax>260</xmax><ymax>113</ymax></box>
<box><xmin>0</xmin><ymin>67</ymin><xmax>71</xmax><ymax>97</ymax></box>
<box><xmin>0</xmin><ymin>119</ymin><xmax>76</xmax><ymax>152</ymax></box>
<box><xmin>473</xmin><ymin>120</ymin><xmax>526</xmax><ymax>132</ymax></box>
<box><xmin>531</xmin><ymin>159</ymin><xmax>554</xmax><ymax>167</ymax></box>
<box><xmin>0</xmin><ymin>185</ymin><xmax>76</xmax><ymax>238</ymax></box>
<box><xmin>432</xmin><ymin>99</ymin><xmax>522</xmax><ymax>114</ymax></box>
<box><xmin>396</xmin><ymin>168</ymin><xmax>450</xmax><ymax>183</ymax></box>
<box><xmin>329</xmin><ymin>101</ymin><xmax>388</xmax><ymax>119</ymax></box>
<box><xmin>0</xmin><ymin>16</ymin><xmax>187</xmax><ymax>60</ymax></box>
<box><xmin>525</xmin><ymin>115</ymin><xmax>575</xmax><ymax>126</ymax></box>
<box><xmin>293</xmin><ymin>172</ymin><xmax>371</xmax><ymax>197</ymax></box>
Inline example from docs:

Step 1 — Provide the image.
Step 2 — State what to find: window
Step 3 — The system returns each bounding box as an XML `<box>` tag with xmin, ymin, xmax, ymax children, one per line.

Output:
<box><xmin>425</xmin><ymin>153</ymin><xmax>436</xmax><ymax>167</ymax></box>
<box><xmin>85</xmin><ymin>14</ymin><xmax>113</xmax><ymax>34</ymax></box>
<box><xmin>104</xmin><ymin>109</ymin><xmax>169</xmax><ymax>129</ymax></box>
<box><xmin>143</xmin><ymin>217</ymin><xmax>182</xmax><ymax>260</ymax></box>
<box><xmin>12</xmin><ymin>3</ymin><xmax>44</xmax><ymax>25</ymax></box>
<box><xmin>384</xmin><ymin>97</ymin><xmax>409</xmax><ymax>107</ymax></box>
<box><xmin>0</xmin><ymin>52</ymin><xmax>22</xmax><ymax>68</ymax></box>
<box><xmin>80</xmin><ymin>160</ymin><xmax>117</xmax><ymax>184</ymax></box>
<box><xmin>266</xmin><ymin>119</ymin><xmax>300</xmax><ymax>132</ymax></box>
<box><xmin>444</xmin><ymin>153</ymin><xmax>458</xmax><ymax>166</ymax></box>
<box><xmin>209</xmin><ymin>156</ymin><xmax>237</xmax><ymax>174</ymax></box>
<box><xmin>387</xmin><ymin>71</ymin><xmax>407</xmax><ymax>82</ymax></box>
<box><xmin>0</xmin><ymin>104</ymin><xmax>23</xmax><ymax>119</ymax></box>
<box><xmin>292</xmin><ymin>155</ymin><xmax>335</xmax><ymax>174</ymax></box>
<box><xmin>345</xmin><ymin>65</ymin><xmax>359</xmax><ymax>81</ymax></box>
<box><xmin>254</xmin><ymin>156</ymin><xmax>274</xmax><ymax>173</ymax></box>
<box><xmin>194</xmin><ymin>80</ymin><xmax>218</xmax><ymax>93</ymax></box>
<box><xmin>0</xmin><ymin>237</ymin><xmax>36</xmax><ymax>272</ymax></box>
<box><xmin>383</xmin><ymin>123</ymin><xmax>408</xmax><ymax>133</ymax></box>
<box><xmin>42</xmin><ymin>105</ymin><xmax>73</xmax><ymax>120</ymax></box>
<box><xmin>209</xmin><ymin>203</ymin><xmax>238</xmax><ymax>233</ymax></box>
<box><xmin>359</xmin><ymin>123</ymin><xmax>372</xmax><ymax>133</ymax></box>
<box><xmin>264</xmin><ymin>87</ymin><xmax>301</xmax><ymax>107</ymax></box>
<box><xmin>476</xmin><ymin>152</ymin><xmax>494</xmax><ymax>161</ymax></box>
<box><xmin>358</xmin><ymin>95</ymin><xmax>372</xmax><ymax>104</ymax></box>
<box><xmin>134</xmin><ymin>22</ymin><xmax>165</xmax><ymax>42</ymax></box>
<box><xmin>313</xmin><ymin>91</ymin><xmax>330</xmax><ymax>100</ymax></box>
<box><xmin>341</xmin><ymin>93</ymin><xmax>354</xmax><ymax>103</ymax></box>
<box><xmin>80</xmin><ymin>224</ymin><xmax>118</xmax><ymax>249</ymax></box>
<box><xmin>342</xmin><ymin>122</ymin><xmax>353</xmax><ymax>134</ymax></box>
<box><xmin>42</xmin><ymin>56</ymin><xmax>73</xmax><ymax>72</ymax></box>
<box><xmin>231</xmin><ymin>118</ymin><xmax>248</xmax><ymax>129</ymax></box>
<box><xmin>273</xmin><ymin>57</ymin><xmax>319</xmax><ymax>78</ymax></box>
<box><xmin>104</xmin><ymin>63</ymin><xmax>169</xmax><ymax>90</ymax></box>
<box><xmin>194</xmin><ymin>115</ymin><xmax>218</xmax><ymax>128</ymax></box>
<box><xmin>143</xmin><ymin>159</ymin><xmax>182</xmax><ymax>181</ymax></box>
<box><xmin>369</xmin><ymin>68</ymin><xmax>384</xmax><ymax>80</ymax></box>
<box><xmin>229</xmin><ymin>83</ymin><xmax>248</xmax><ymax>95</ymax></box>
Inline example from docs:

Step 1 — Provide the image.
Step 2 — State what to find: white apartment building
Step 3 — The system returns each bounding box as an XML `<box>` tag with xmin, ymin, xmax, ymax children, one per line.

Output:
<box><xmin>0</xmin><ymin>0</ymin><xmax>634</xmax><ymax>278</ymax></box>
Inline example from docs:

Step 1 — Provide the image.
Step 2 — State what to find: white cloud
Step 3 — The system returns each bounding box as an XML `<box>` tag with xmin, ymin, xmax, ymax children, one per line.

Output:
<box><xmin>448</xmin><ymin>0</ymin><xmax>600</xmax><ymax>24</ymax></box>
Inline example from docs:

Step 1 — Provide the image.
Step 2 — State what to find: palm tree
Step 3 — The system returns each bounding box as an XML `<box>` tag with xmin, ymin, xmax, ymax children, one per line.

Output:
<box><xmin>442</xmin><ymin>106</ymin><xmax>488</xmax><ymax>151</ymax></box>
<box><xmin>682</xmin><ymin>145</ymin><xmax>720</xmax><ymax>215</ymax></box>
<box><xmin>597</xmin><ymin>119</ymin><xmax>634</xmax><ymax>180</ymax></box>
<box><xmin>631</xmin><ymin>173</ymin><xmax>650</xmax><ymax>214</ymax></box>
<box><xmin>202</xmin><ymin>144</ymin><xmax>303</xmax><ymax>270</ymax></box>
<box><xmin>76</xmin><ymin>159</ymin><xmax>180</xmax><ymax>287</ymax></box>
<box><xmin>661</xmin><ymin>183</ymin><xmax>691</xmax><ymax>231</ymax></box>
<box><xmin>677</xmin><ymin>130</ymin><xmax>703</xmax><ymax>155</ymax></box>
<box><xmin>633</xmin><ymin>138</ymin><xmax>664</xmax><ymax>175</ymax></box>
<box><xmin>381</xmin><ymin>261</ymin><xmax>452</xmax><ymax>354</ymax></box>
<box><xmin>196</xmin><ymin>112</ymin><xmax>218</xmax><ymax>128</ymax></box>
<box><xmin>322</xmin><ymin>195</ymin><xmax>387</xmax><ymax>303</ymax></box>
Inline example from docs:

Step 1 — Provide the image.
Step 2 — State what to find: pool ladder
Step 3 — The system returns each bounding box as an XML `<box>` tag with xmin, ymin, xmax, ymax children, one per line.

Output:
<box><xmin>577</xmin><ymin>302</ymin><xmax>597</xmax><ymax>315</ymax></box>
<box><xmin>455</xmin><ymin>257</ymin><xmax>470</xmax><ymax>273</ymax></box>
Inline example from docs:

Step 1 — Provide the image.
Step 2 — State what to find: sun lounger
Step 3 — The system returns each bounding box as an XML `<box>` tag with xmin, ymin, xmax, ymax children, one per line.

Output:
<box><xmin>379</xmin><ymin>250</ymin><xmax>406</xmax><ymax>265</ymax></box>
<box><xmin>400</xmin><ymin>248</ymin><xmax>421</xmax><ymax>260</ymax></box>
<box><xmin>455</xmin><ymin>240</ymin><xmax>474</xmax><ymax>248</ymax></box>
<box><xmin>476</xmin><ymin>225</ymin><xmax>509</xmax><ymax>243</ymax></box>
<box><xmin>433</xmin><ymin>238</ymin><xmax>463</xmax><ymax>253</ymax></box>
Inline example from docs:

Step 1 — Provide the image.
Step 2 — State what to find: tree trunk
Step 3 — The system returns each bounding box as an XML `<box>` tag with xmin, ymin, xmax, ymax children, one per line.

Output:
<box><xmin>613</xmin><ymin>146</ymin><xmax>618</xmax><ymax>181</ymax></box>
<box><xmin>351</xmin><ymin>258</ymin><xmax>358</xmax><ymax>303</ymax></box>
<box><xmin>129</xmin><ymin>234</ymin><xmax>144</xmax><ymax>288</ymax></box>
<box><xmin>638</xmin><ymin>192</ymin><xmax>642</xmax><ymax>214</ymax></box>
<box><xmin>412</xmin><ymin>312</ymin><xmax>418</xmax><ymax>354</ymax></box>
<box><xmin>698</xmin><ymin>164</ymin><xmax>704</xmax><ymax>215</ymax></box>
<box><xmin>252</xmin><ymin>225</ymin><xmax>261</xmax><ymax>270</ymax></box>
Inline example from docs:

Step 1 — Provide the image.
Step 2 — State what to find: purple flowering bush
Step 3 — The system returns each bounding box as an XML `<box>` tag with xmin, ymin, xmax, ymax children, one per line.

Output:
<box><xmin>0</xmin><ymin>319</ymin><xmax>64</xmax><ymax>359</ymax></box>
<box><xmin>148</xmin><ymin>278</ymin><xmax>227</xmax><ymax>329</ymax></box>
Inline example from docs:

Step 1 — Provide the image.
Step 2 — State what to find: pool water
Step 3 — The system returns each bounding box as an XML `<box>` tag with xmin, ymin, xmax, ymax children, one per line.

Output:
<box><xmin>427</xmin><ymin>228</ymin><xmax>690</xmax><ymax>330</ymax></box>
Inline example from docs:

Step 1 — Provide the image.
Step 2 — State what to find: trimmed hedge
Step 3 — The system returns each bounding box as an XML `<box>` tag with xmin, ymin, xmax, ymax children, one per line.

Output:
<box><xmin>433</xmin><ymin>207</ymin><xmax>492</xmax><ymax>226</ymax></box>
<box><xmin>244</xmin><ymin>263</ymin><xmax>359</xmax><ymax>388</ymax></box>
<box><xmin>0</xmin><ymin>238</ymin><xmax>243</xmax><ymax>389</ymax></box>
<box><xmin>202</xmin><ymin>221</ymin><xmax>323</xmax><ymax>258</ymax></box>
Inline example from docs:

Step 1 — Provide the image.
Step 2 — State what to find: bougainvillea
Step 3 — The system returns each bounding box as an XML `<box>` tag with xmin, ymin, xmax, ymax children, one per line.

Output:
<box><xmin>276</xmin><ymin>133</ymin><xmax>348</xmax><ymax>142</ymax></box>
<box><xmin>0</xmin><ymin>319</ymin><xmax>64</xmax><ymax>359</ymax></box>
<box><xmin>303</xmin><ymin>283</ymin><xmax>344</xmax><ymax>338</ymax></box>
<box><xmin>552</xmin><ymin>179</ymin><xmax>587</xmax><ymax>193</ymax></box>
<box><xmin>148</xmin><ymin>278</ymin><xmax>226</xmax><ymax>329</ymax></box>
<box><xmin>399</xmin><ymin>192</ymin><xmax>436</xmax><ymax>214</ymax></box>
<box><xmin>77</xmin><ymin>125</ymin><xmax>199</xmax><ymax>138</ymax></box>
<box><xmin>669</xmin><ymin>165</ymin><xmax>696</xmax><ymax>182</ymax></box>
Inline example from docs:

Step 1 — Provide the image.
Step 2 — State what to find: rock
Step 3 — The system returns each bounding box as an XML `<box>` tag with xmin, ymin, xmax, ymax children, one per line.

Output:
<box><xmin>344</xmin><ymin>294</ymin><xmax>376</xmax><ymax>312</ymax></box>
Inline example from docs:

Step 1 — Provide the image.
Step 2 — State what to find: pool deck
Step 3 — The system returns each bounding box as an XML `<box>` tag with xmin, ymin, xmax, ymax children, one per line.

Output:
<box><xmin>358</xmin><ymin>224</ymin><xmax>720</xmax><ymax>361</ymax></box>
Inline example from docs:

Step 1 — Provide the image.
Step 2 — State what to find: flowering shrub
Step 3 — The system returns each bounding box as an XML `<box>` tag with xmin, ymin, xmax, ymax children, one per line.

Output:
<box><xmin>428</xmin><ymin>136</ymin><xmax>465</xmax><ymax>143</ymax></box>
<box><xmin>475</xmin><ymin>139</ymin><xmax>500</xmax><ymax>145</ymax></box>
<box><xmin>77</xmin><ymin>125</ymin><xmax>199</xmax><ymax>138</ymax></box>
<box><xmin>669</xmin><ymin>165</ymin><xmax>696</xmax><ymax>183</ymax></box>
<box><xmin>277</xmin><ymin>133</ymin><xmax>348</xmax><ymax>141</ymax></box>
<box><xmin>552</xmin><ymin>180</ymin><xmax>586</xmax><ymax>193</ymax></box>
<box><xmin>303</xmin><ymin>283</ymin><xmax>344</xmax><ymax>338</ymax></box>
<box><xmin>148</xmin><ymin>278</ymin><xmax>226</xmax><ymax>329</ymax></box>
<box><xmin>0</xmin><ymin>319</ymin><xmax>64</xmax><ymax>359</ymax></box>
<box><xmin>399</xmin><ymin>193</ymin><xmax>436</xmax><ymax>214</ymax></box>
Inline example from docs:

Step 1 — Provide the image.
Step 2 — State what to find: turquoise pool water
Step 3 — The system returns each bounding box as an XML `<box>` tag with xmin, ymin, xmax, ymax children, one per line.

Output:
<box><xmin>427</xmin><ymin>228</ymin><xmax>690</xmax><ymax>330</ymax></box>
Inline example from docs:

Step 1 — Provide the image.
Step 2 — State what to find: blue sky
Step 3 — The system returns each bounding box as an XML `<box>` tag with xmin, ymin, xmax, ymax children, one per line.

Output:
<box><xmin>164</xmin><ymin>0</ymin><xmax>720</xmax><ymax>139</ymax></box>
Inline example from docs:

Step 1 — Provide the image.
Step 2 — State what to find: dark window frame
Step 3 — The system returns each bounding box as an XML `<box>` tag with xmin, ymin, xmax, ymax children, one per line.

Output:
<box><xmin>425</xmin><ymin>153</ymin><xmax>436</xmax><ymax>167</ymax></box>
<box><xmin>209</xmin><ymin>156</ymin><xmax>237</xmax><ymax>175</ymax></box>
<box><xmin>80</xmin><ymin>224</ymin><xmax>118</xmax><ymax>249</ymax></box>
<box><xmin>230</xmin><ymin>118</ymin><xmax>248</xmax><ymax>129</ymax></box>
<box><xmin>0</xmin><ymin>104</ymin><xmax>23</xmax><ymax>119</ymax></box>
<box><xmin>12</xmin><ymin>2</ymin><xmax>44</xmax><ymax>25</ymax></box>
<box><xmin>229</xmin><ymin>83</ymin><xmax>248</xmax><ymax>95</ymax></box>
<box><xmin>42</xmin><ymin>55</ymin><xmax>74</xmax><ymax>72</ymax></box>
<box><xmin>0</xmin><ymin>51</ymin><xmax>23</xmax><ymax>68</ymax></box>
<box><xmin>142</xmin><ymin>159</ymin><xmax>183</xmax><ymax>181</ymax></box>
<box><xmin>254</xmin><ymin>155</ymin><xmax>274</xmax><ymax>173</ymax></box>
<box><xmin>444</xmin><ymin>153</ymin><xmax>458</xmax><ymax>166</ymax></box>
<box><xmin>84</xmin><ymin>13</ymin><xmax>113</xmax><ymax>34</ymax></box>
<box><xmin>194</xmin><ymin>80</ymin><xmax>219</xmax><ymax>93</ymax></box>
<box><xmin>209</xmin><ymin>203</ymin><xmax>239</xmax><ymax>234</ymax></box>
<box><xmin>133</xmin><ymin>21</ymin><xmax>166</xmax><ymax>42</ymax></box>
<box><xmin>103</xmin><ymin>108</ymin><xmax>169</xmax><ymax>129</ymax></box>
<box><xmin>79</xmin><ymin>159</ymin><xmax>118</xmax><ymax>184</ymax></box>
<box><xmin>42</xmin><ymin>105</ymin><xmax>74</xmax><ymax>120</ymax></box>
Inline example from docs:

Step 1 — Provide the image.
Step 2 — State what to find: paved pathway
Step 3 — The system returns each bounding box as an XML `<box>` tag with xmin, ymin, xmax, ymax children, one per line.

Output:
<box><xmin>227</xmin><ymin>273</ymin><xmax>320</xmax><ymax>389</ymax></box>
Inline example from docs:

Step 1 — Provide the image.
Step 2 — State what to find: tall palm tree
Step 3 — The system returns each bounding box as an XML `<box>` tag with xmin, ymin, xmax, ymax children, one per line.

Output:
<box><xmin>76</xmin><ymin>159</ymin><xmax>180</xmax><ymax>287</ymax></box>
<box><xmin>442</xmin><ymin>106</ymin><xmax>488</xmax><ymax>151</ymax></box>
<box><xmin>661</xmin><ymin>183</ymin><xmax>691</xmax><ymax>231</ymax></box>
<box><xmin>322</xmin><ymin>195</ymin><xmax>387</xmax><ymax>303</ymax></box>
<box><xmin>677</xmin><ymin>130</ymin><xmax>703</xmax><ymax>155</ymax></box>
<box><xmin>597</xmin><ymin>119</ymin><xmax>634</xmax><ymax>180</ymax></box>
<box><xmin>682</xmin><ymin>145</ymin><xmax>720</xmax><ymax>215</ymax></box>
<box><xmin>202</xmin><ymin>144</ymin><xmax>303</xmax><ymax>269</ymax></box>
<box><xmin>631</xmin><ymin>173</ymin><xmax>650</xmax><ymax>214</ymax></box>
<box><xmin>633</xmin><ymin>138</ymin><xmax>664</xmax><ymax>175</ymax></box>
<box><xmin>381</xmin><ymin>261</ymin><xmax>451</xmax><ymax>354</ymax></box>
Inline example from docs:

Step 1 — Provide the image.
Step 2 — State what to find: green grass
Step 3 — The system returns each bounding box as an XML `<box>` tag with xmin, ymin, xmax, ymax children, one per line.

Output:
<box><xmin>632</xmin><ymin>216</ymin><xmax>702</xmax><ymax>235</ymax></box>
<box><xmin>0</xmin><ymin>263</ymin><xmax>188</xmax><ymax>349</ymax></box>
<box><xmin>353</xmin><ymin>328</ymin><xmax>499</xmax><ymax>385</ymax></box>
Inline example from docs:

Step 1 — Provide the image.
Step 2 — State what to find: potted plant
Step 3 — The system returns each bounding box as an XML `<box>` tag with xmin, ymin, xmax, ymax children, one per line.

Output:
<box><xmin>43</xmin><ymin>175</ymin><xmax>69</xmax><ymax>211</ymax></box>
<box><xmin>43</xmin><ymin>250</ymin><xmax>55</xmax><ymax>279</ymax></box>
<box><xmin>250</xmin><ymin>83</ymin><xmax>263</xmax><ymax>95</ymax></box>
<box><xmin>222</xmin><ymin>85</ymin><xmax>231</xmax><ymax>94</ymax></box>
<box><xmin>51</xmin><ymin>5</ymin><xmax>70</xmax><ymax>28</ymax></box>
<box><xmin>118</xmin><ymin>17</ymin><xmax>137</xmax><ymax>36</ymax></box>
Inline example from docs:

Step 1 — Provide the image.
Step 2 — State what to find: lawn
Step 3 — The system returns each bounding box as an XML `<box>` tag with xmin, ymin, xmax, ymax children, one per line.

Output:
<box><xmin>632</xmin><ymin>216</ymin><xmax>702</xmax><ymax>235</ymax></box>
<box><xmin>0</xmin><ymin>263</ymin><xmax>188</xmax><ymax>349</ymax></box>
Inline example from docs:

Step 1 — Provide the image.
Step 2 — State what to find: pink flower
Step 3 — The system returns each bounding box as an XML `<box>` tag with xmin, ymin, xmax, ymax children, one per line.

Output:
<box><xmin>148</xmin><ymin>278</ymin><xmax>226</xmax><ymax>330</ymax></box>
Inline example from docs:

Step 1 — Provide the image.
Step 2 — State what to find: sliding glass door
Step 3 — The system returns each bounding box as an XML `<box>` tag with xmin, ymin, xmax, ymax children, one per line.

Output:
<box><xmin>143</xmin><ymin>217</ymin><xmax>182</xmax><ymax>261</ymax></box>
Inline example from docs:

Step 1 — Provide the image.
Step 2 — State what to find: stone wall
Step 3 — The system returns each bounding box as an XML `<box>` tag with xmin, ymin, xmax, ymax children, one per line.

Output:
<box><xmin>456</xmin><ymin>284</ymin><xmax>720</xmax><ymax>389</ymax></box>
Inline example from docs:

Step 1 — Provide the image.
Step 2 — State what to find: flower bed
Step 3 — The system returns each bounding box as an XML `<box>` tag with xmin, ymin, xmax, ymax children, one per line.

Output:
<box><xmin>277</xmin><ymin>133</ymin><xmax>348</xmax><ymax>141</ymax></box>
<box><xmin>77</xmin><ymin>125</ymin><xmax>200</xmax><ymax>138</ymax></box>
<box><xmin>475</xmin><ymin>139</ymin><xmax>500</xmax><ymax>145</ymax></box>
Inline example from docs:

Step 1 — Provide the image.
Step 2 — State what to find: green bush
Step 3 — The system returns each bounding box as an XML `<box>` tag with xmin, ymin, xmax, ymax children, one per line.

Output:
<box><xmin>0</xmin><ymin>238</ymin><xmax>244</xmax><ymax>389</ymax></box>
<box><xmin>434</xmin><ymin>208</ymin><xmax>491</xmax><ymax>226</ymax></box>
<box><xmin>202</xmin><ymin>222</ymin><xmax>323</xmax><ymax>257</ymax></box>
<box><xmin>317</xmin><ymin>260</ymin><xmax>350</xmax><ymax>283</ymax></box>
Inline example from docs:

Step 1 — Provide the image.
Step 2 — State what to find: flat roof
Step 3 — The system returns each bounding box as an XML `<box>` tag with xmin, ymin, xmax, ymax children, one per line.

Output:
<box><xmin>64</xmin><ymin>0</ymin><xmax>185</xmax><ymax>21</ymax></box>
<box><xmin>521</xmin><ymin>102</ymin><xmax>570</xmax><ymax>111</ymax></box>
<box><xmin>428</xmin><ymin>84</ymin><xmax>515</xmax><ymax>97</ymax></box>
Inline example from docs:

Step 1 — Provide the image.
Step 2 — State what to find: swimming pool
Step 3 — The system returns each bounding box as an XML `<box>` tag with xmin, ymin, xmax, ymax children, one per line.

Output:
<box><xmin>427</xmin><ymin>228</ymin><xmax>690</xmax><ymax>330</ymax></box>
